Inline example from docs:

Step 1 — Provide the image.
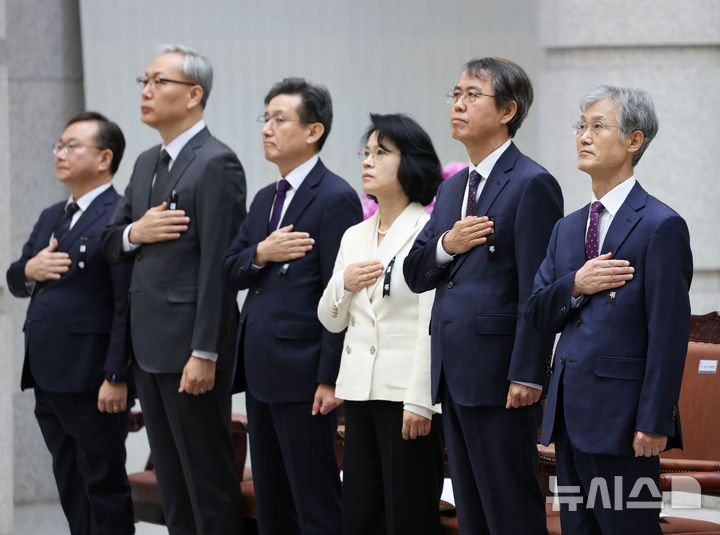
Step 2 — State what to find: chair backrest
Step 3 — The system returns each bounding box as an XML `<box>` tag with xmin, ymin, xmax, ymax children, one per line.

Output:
<box><xmin>661</xmin><ymin>312</ymin><xmax>720</xmax><ymax>461</ymax></box>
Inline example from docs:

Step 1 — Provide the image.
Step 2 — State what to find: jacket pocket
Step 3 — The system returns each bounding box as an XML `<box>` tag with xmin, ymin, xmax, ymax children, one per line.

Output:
<box><xmin>275</xmin><ymin>321</ymin><xmax>323</xmax><ymax>340</ymax></box>
<box><xmin>474</xmin><ymin>314</ymin><xmax>517</xmax><ymax>335</ymax></box>
<box><xmin>167</xmin><ymin>286</ymin><xmax>197</xmax><ymax>303</ymax></box>
<box><xmin>594</xmin><ymin>355</ymin><xmax>645</xmax><ymax>380</ymax></box>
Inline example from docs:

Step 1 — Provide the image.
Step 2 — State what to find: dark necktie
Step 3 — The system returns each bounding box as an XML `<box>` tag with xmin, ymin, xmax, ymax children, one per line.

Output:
<box><xmin>268</xmin><ymin>179</ymin><xmax>291</xmax><ymax>233</ymax></box>
<box><xmin>53</xmin><ymin>201</ymin><xmax>80</xmax><ymax>242</ymax></box>
<box><xmin>585</xmin><ymin>201</ymin><xmax>605</xmax><ymax>260</ymax></box>
<box><xmin>151</xmin><ymin>149</ymin><xmax>171</xmax><ymax>205</ymax></box>
<box><xmin>465</xmin><ymin>170</ymin><xmax>482</xmax><ymax>216</ymax></box>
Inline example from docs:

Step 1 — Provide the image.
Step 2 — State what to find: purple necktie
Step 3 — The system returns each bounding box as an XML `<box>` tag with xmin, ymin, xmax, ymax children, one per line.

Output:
<box><xmin>585</xmin><ymin>201</ymin><xmax>605</xmax><ymax>260</ymax></box>
<box><xmin>268</xmin><ymin>179</ymin><xmax>291</xmax><ymax>233</ymax></box>
<box><xmin>465</xmin><ymin>170</ymin><xmax>482</xmax><ymax>216</ymax></box>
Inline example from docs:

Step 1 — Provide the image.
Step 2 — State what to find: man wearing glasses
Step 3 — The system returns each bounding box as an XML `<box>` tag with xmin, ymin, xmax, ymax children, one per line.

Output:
<box><xmin>404</xmin><ymin>57</ymin><xmax>563</xmax><ymax>534</ymax></box>
<box><xmin>7</xmin><ymin>112</ymin><xmax>134</xmax><ymax>534</ymax></box>
<box><xmin>102</xmin><ymin>45</ymin><xmax>246</xmax><ymax>534</ymax></box>
<box><xmin>527</xmin><ymin>86</ymin><xmax>692</xmax><ymax>534</ymax></box>
<box><xmin>222</xmin><ymin>77</ymin><xmax>361</xmax><ymax>535</ymax></box>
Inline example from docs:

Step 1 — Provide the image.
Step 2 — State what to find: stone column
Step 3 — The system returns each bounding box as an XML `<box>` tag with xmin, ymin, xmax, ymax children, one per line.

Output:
<box><xmin>0</xmin><ymin>0</ymin><xmax>84</xmax><ymax>526</ymax></box>
<box><xmin>536</xmin><ymin>0</ymin><xmax>720</xmax><ymax>313</ymax></box>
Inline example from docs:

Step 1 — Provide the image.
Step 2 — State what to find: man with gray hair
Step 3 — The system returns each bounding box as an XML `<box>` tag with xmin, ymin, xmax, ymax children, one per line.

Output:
<box><xmin>103</xmin><ymin>45</ymin><xmax>246</xmax><ymax>534</ymax></box>
<box><xmin>527</xmin><ymin>86</ymin><xmax>693</xmax><ymax>533</ymax></box>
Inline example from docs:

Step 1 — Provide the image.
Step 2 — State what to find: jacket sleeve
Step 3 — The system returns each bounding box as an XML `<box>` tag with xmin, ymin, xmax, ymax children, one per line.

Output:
<box><xmin>317</xmin><ymin>228</ymin><xmax>353</xmax><ymax>334</ymax></box>
<box><xmin>103</xmin><ymin>254</ymin><xmax>132</xmax><ymax>376</ymax></box>
<box><xmin>221</xmin><ymin>190</ymin><xmax>268</xmax><ymax>292</ymax></box>
<box><xmin>315</xmin><ymin>189</ymin><xmax>363</xmax><ymax>386</ymax></box>
<box><xmin>526</xmin><ymin>220</ymin><xmax>578</xmax><ymax>335</ymax></box>
<box><xmin>6</xmin><ymin>212</ymin><xmax>48</xmax><ymax>298</ymax></box>
<box><xmin>403</xmin><ymin>287</ymin><xmax>440</xmax><ymax>415</ymax></box>
<box><xmin>403</xmin><ymin>181</ymin><xmax>449</xmax><ymax>293</ymax></box>
<box><xmin>102</xmin><ymin>162</ymin><xmax>139</xmax><ymax>264</ymax></box>
<box><xmin>191</xmin><ymin>152</ymin><xmax>247</xmax><ymax>353</ymax></box>
<box><xmin>635</xmin><ymin>214</ymin><xmax>692</xmax><ymax>438</ymax></box>
<box><xmin>507</xmin><ymin>172</ymin><xmax>564</xmax><ymax>386</ymax></box>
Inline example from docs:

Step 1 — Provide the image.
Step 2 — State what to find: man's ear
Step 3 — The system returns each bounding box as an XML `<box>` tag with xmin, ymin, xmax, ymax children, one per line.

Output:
<box><xmin>499</xmin><ymin>100</ymin><xmax>518</xmax><ymax>126</ymax></box>
<box><xmin>626</xmin><ymin>130</ymin><xmax>644</xmax><ymax>155</ymax></box>
<box><xmin>186</xmin><ymin>85</ymin><xmax>204</xmax><ymax>110</ymax></box>
<box><xmin>306</xmin><ymin>122</ymin><xmax>325</xmax><ymax>146</ymax></box>
<box><xmin>97</xmin><ymin>148</ymin><xmax>113</xmax><ymax>173</ymax></box>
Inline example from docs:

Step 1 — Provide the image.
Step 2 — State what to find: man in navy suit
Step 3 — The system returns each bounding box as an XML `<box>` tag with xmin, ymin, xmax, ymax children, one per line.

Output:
<box><xmin>7</xmin><ymin>112</ymin><xmax>134</xmax><ymax>534</ymax></box>
<box><xmin>404</xmin><ymin>57</ymin><xmax>563</xmax><ymax>534</ymax></box>
<box><xmin>527</xmin><ymin>86</ymin><xmax>693</xmax><ymax>534</ymax></box>
<box><xmin>222</xmin><ymin>78</ymin><xmax>362</xmax><ymax>535</ymax></box>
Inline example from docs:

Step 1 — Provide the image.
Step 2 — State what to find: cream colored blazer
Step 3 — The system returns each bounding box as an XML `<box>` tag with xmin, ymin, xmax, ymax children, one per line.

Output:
<box><xmin>317</xmin><ymin>203</ymin><xmax>439</xmax><ymax>417</ymax></box>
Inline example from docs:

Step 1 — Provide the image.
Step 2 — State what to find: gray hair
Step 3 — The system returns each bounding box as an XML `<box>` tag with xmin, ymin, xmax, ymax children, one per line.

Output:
<box><xmin>580</xmin><ymin>85</ymin><xmax>658</xmax><ymax>167</ymax></box>
<box><xmin>160</xmin><ymin>44</ymin><xmax>213</xmax><ymax>109</ymax></box>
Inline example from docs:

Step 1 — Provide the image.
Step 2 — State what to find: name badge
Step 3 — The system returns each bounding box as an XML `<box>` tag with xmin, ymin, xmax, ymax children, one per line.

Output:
<box><xmin>698</xmin><ymin>360</ymin><xmax>718</xmax><ymax>374</ymax></box>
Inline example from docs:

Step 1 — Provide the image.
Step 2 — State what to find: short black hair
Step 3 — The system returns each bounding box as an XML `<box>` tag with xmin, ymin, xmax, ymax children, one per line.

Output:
<box><xmin>464</xmin><ymin>57</ymin><xmax>533</xmax><ymax>138</ymax></box>
<box><xmin>65</xmin><ymin>111</ymin><xmax>126</xmax><ymax>175</ymax></box>
<box><xmin>362</xmin><ymin>113</ymin><xmax>442</xmax><ymax>206</ymax></box>
<box><xmin>264</xmin><ymin>77</ymin><xmax>333</xmax><ymax>150</ymax></box>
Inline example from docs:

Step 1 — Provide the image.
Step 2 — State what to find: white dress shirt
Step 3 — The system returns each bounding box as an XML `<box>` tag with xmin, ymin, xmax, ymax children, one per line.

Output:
<box><xmin>51</xmin><ymin>182</ymin><xmax>113</xmax><ymax>244</ymax></box>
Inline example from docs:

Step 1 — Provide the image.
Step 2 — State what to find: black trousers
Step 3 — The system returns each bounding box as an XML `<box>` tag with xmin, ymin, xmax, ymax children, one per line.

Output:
<box><xmin>442</xmin><ymin>388</ymin><xmax>547</xmax><ymax>535</ymax></box>
<box><xmin>34</xmin><ymin>387</ymin><xmax>134</xmax><ymax>535</ymax></box>
<box><xmin>245</xmin><ymin>390</ymin><xmax>342</xmax><ymax>535</ymax></box>
<box><xmin>553</xmin><ymin>385</ymin><xmax>662</xmax><ymax>535</ymax></box>
<box><xmin>133</xmin><ymin>364</ymin><xmax>243</xmax><ymax>535</ymax></box>
<box><xmin>342</xmin><ymin>400</ymin><xmax>444</xmax><ymax>535</ymax></box>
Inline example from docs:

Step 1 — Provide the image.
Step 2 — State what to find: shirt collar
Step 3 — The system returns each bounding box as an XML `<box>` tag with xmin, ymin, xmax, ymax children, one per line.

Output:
<box><xmin>162</xmin><ymin>119</ymin><xmax>206</xmax><ymax>162</ymax></box>
<box><xmin>468</xmin><ymin>139</ymin><xmax>511</xmax><ymax>179</ymax></box>
<box><xmin>280</xmin><ymin>154</ymin><xmax>319</xmax><ymax>191</ymax></box>
<box><xmin>593</xmin><ymin>176</ymin><xmax>636</xmax><ymax>217</ymax></box>
<box><xmin>67</xmin><ymin>182</ymin><xmax>112</xmax><ymax>212</ymax></box>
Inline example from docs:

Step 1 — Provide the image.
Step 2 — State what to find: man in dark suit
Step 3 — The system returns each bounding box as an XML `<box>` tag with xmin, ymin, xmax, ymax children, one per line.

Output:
<box><xmin>102</xmin><ymin>45</ymin><xmax>246</xmax><ymax>534</ymax></box>
<box><xmin>222</xmin><ymin>77</ymin><xmax>362</xmax><ymax>535</ymax></box>
<box><xmin>7</xmin><ymin>112</ymin><xmax>133</xmax><ymax>534</ymax></box>
<box><xmin>527</xmin><ymin>86</ymin><xmax>693</xmax><ymax>534</ymax></box>
<box><xmin>404</xmin><ymin>57</ymin><xmax>563</xmax><ymax>534</ymax></box>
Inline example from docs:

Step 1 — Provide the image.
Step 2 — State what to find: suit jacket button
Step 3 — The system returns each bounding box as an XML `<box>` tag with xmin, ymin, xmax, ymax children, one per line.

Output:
<box><xmin>560</xmin><ymin>356</ymin><xmax>566</xmax><ymax>365</ymax></box>
<box><xmin>136</xmin><ymin>254</ymin><xmax>142</xmax><ymax>261</ymax></box>
<box><xmin>447</xmin><ymin>281</ymin><xmax>454</xmax><ymax>289</ymax></box>
<box><xmin>37</xmin><ymin>287</ymin><xmax>45</xmax><ymax>295</ymax></box>
<box><xmin>370</xmin><ymin>346</ymin><xmax>376</xmax><ymax>355</ymax></box>
<box><xmin>254</xmin><ymin>288</ymin><xmax>262</xmax><ymax>295</ymax></box>
<box><xmin>559</xmin><ymin>306</ymin><xmax>567</xmax><ymax>315</ymax></box>
<box><xmin>574</xmin><ymin>317</ymin><xmax>582</xmax><ymax>328</ymax></box>
<box><xmin>346</xmin><ymin>345</ymin><xmax>352</xmax><ymax>354</ymax></box>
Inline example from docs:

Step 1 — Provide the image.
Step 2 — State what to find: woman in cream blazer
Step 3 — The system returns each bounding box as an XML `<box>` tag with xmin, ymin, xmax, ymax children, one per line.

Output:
<box><xmin>318</xmin><ymin>114</ymin><xmax>444</xmax><ymax>535</ymax></box>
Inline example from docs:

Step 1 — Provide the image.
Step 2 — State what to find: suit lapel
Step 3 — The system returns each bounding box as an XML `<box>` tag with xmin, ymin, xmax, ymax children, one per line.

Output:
<box><xmin>600</xmin><ymin>182</ymin><xmax>646</xmax><ymax>257</ymax></box>
<box><xmin>60</xmin><ymin>187</ymin><xmax>116</xmax><ymax>250</ymax></box>
<box><xmin>369</xmin><ymin>203</ymin><xmax>426</xmax><ymax>303</ymax></box>
<box><xmin>279</xmin><ymin>159</ymin><xmax>325</xmax><ymax>228</ymax></box>
<box><xmin>140</xmin><ymin>147</ymin><xmax>161</xmax><ymax>210</ymax></box>
<box><xmin>153</xmin><ymin>128</ymin><xmax>210</xmax><ymax>205</ymax></box>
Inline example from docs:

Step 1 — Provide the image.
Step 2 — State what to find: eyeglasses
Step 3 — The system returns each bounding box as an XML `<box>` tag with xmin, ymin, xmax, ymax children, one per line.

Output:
<box><xmin>572</xmin><ymin>120</ymin><xmax>620</xmax><ymax>136</ymax></box>
<box><xmin>256</xmin><ymin>114</ymin><xmax>303</xmax><ymax>128</ymax></box>
<box><xmin>446</xmin><ymin>90</ymin><xmax>496</xmax><ymax>105</ymax></box>
<box><xmin>136</xmin><ymin>77</ymin><xmax>198</xmax><ymax>91</ymax></box>
<box><xmin>358</xmin><ymin>147</ymin><xmax>398</xmax><ymax>162</ymax></box>
<box><xmin>52</xmin><ymin>141</ymin><xmax>106</xmax><ymax>156</ymax></box>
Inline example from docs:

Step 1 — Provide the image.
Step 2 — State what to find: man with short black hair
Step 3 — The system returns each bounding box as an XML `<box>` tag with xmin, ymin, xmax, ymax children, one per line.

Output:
<box><xmin>527</xmin><ymin>85</ymin><xmax>692</xmax><ymax>534</ymax></box>
<box><xmin>223</xmin><ymin>77</ymin><xmax>362</xmax><ymax>535</ymax></box>
<box><xmin>7</xmin><ymin>111</ymin><xmax>134</xmax><ymax>534</ymax></box>
<box><xmin>102</xmin><ymin>45</ymin><xmax>246</xmax><ymax>534</ymax></box>
<box><xmin>404</xmin><ymin>57</ymin><xmax>563</xmax><ymax>534</ymax></box>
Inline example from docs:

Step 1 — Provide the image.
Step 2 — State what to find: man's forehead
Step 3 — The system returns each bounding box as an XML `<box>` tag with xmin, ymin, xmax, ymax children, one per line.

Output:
<box><xmin>456</xmin><ymin>71</ymin><xmax>491</xmax><ymax>89</ymax></box>
<box><xmin>146</xmin><ymin>53</ymin><xmax>183</xmax><ymax>76</ymax></box>
<box><xmin>61</xmin><ymin>121</ymin><xmax>97</xmax><ymax>140</ymax></box>
<box><xmin>266</xmin><ymin>94</ymin><xmax>302</xmax><ymax>113</ymax></box>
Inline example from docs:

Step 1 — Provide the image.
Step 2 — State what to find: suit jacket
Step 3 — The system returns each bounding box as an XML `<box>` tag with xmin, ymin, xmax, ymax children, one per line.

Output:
<box><xmin>222</xmin><ymin>159</ymin><xmax>362</xmax><ymax>403</ymax></box>
<box><xmin>527</xmin><ymin>182</ymin><xmax>693</xmax><ymax>455</ymax></box>
<box><xmin>403</xmin><ymin>142</ymin><xmax>563</xmax><ymax>407</ymax></box>
<box><xmin>317</xmin><ymin>203</ymin><xmax>438</xmax><ymax>416</ymax></box>
<box><xmin>102</xmin><ymin>127</ymin><xmax>247</xmax><ymax>373</ymax></box>
<box><xmin>7</xmin><ymin>186</ymin><xmax>131</xmax><ymax>392</ymax></box>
